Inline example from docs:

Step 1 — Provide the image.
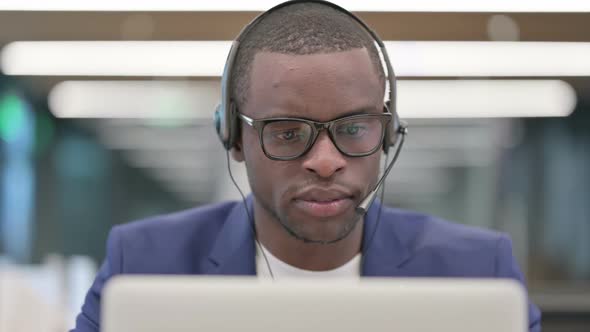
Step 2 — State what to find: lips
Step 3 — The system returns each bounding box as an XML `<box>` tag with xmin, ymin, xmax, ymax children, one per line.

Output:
<box><xmin>293</xmin><ymin>188</ymin><xmax>354</xmax><ymax>218</ymax></box>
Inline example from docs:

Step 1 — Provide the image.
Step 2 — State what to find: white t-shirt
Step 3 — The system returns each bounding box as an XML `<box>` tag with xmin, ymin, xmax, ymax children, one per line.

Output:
<box><xmin>256</xmin><ymin>244</ymin><xmax>361</xmax><ymax>280</ymax></box>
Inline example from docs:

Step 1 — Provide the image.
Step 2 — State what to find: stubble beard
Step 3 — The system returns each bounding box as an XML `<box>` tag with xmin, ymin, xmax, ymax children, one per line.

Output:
<box><xmin>253</xmin><ymin>190</ymin><xmax>361</xmax><ymax>245</ymax></box>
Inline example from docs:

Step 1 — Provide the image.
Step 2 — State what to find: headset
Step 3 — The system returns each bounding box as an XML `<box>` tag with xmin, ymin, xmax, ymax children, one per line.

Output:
<box><xmin>214</xmin><ymin>0</ymin><xmax>406</xmax><ymax>156</ymax></box>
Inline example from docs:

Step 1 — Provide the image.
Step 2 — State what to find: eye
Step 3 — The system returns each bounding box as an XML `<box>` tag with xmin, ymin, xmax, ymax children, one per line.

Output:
<box><xmin>337</xmin><ymin>123</ymin><xmax>366</xmax><ymax>137</ymax></box>
<box><xmin>278</xmin><ymin>129</ymin><xmax>298</xmax><ymax>141</ymax></box>
<box><xmin>270</xmin><ymin>128</ymin><xmax>305</xmax><ymax>143</ymax></box>
<box><xmin>345</xmin><ymin>126</ymin><xmax>360</xmax><ymax>135</ymax></box>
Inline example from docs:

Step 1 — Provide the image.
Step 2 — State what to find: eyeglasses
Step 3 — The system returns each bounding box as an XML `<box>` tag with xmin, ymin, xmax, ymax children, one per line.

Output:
<box><xmin>237</xmin><ymin>112</ymin><xmax>392</xmax><ymax>161</ymax></box>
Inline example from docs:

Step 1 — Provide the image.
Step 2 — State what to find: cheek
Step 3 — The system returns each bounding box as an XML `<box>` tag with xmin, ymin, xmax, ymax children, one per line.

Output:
<box><xmin>242</xmin><ymin>132</ymin><xmax>265</xmax><ymax>183</ymax></box>
<box><xmin>358</xmin><ymin>153</ymin><xmax>382</xmax><ymax>187</ymax></box>
<box><xmin>242</xmin><ymin>130</ymin><xmax>289</xmax><ymax>195</ymax></box>
<box><xmin>242</xmin><ymin>129</ymin><xmax>264</xmax><ymax>159</ymax></box>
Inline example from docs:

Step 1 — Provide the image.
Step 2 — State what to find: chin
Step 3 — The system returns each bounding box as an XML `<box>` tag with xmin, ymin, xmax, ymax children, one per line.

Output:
<box><xmin>279</xmin><ymin>213</ymin><xmax>361</xmax><ymax>245</ymax></box>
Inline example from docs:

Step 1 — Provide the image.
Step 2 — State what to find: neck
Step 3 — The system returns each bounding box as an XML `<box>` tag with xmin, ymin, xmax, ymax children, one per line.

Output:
<box><xmin>253</xmin><ymin>198</ymin><xmax>363</xmax><ymax>271</ymax></box>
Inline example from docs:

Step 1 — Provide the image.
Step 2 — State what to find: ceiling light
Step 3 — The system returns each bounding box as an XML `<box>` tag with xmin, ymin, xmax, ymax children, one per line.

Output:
<box><xmin>48</xmin><ymin>79</ymin><xmax>576</xmax><ymax>119</ymax></box>
<box><xmin>398</xmin><ymin>79</ymin><xmax>576</xmax><ymax>118</ymax></box>
<box><xmin>3</xmin><ymin>41</ymin><xmax>590</xmax><ymax>77</ymax></box>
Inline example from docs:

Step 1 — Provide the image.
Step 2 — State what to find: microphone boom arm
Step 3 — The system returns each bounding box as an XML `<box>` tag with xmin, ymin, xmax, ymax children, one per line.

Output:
<box><xmin>355</xmin><ymin>124</ymin><xmax>408</xmax><ymax>215</ymax></box>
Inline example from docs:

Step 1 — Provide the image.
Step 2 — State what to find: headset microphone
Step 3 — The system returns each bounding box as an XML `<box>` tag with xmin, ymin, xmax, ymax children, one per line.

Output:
<box><xmin>355</xmin><ymin>124</ymin><xmax>407</xmax><ymax>216</ymax></box>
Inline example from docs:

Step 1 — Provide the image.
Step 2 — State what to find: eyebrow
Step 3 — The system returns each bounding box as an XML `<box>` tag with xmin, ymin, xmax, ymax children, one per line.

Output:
<box><xmin>261</xmin><ymin>106</ymin><xmax>382</xmax><ymax>121</ymax></box>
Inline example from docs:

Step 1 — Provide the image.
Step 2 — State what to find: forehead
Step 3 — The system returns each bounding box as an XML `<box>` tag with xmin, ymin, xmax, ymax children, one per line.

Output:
<box><xmin>243</xmin><ymin>48</ymin><xmax>384</xmax><ymax>121</ymax></box>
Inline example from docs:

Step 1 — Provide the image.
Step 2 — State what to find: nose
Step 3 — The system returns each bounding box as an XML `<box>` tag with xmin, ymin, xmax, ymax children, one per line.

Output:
<box><xmin>301</xmin><ymin>132</ymin><xmax>346</xmax><ymax>178</ymax></box>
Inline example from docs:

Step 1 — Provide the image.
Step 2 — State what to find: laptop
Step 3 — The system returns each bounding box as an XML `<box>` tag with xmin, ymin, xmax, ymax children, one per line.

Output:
<box><xmin>102</xmin><ymin>277</ymin><xmax>527</xmax><ymax>332</ymax></box>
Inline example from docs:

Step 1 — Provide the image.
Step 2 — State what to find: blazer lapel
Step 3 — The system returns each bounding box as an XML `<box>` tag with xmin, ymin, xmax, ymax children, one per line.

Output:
<box><xmin>204</xmin><ymin>197</ymin><xmax>412</xmax><ymax>277</ymax></box>
<box><xmin>205</xmin><ymin>197</ymin><xmax>257</xmax><ymax>276</ymax></box>
<box><xmin>361</xmin><ymin>201</ymin><xmax>412</xmax><ymax>277</ymax></box>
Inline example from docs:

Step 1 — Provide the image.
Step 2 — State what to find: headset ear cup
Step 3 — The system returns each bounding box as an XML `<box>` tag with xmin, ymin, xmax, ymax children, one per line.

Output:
<box><xmin>215</xmin><ymin>104</ymin><xmax>230</xmax><ymax>150</ymax></box>
<box><xmin>391</xmin><ymin>110</ymin><xmax>400</xmax><ymax>146</ymax></box>
<box><xmin>214</xmin><ymin>101</ymin><xmax>238</xmax><ymax>150</ymax></box>
<box><xmin>382</xmin><ymin>104</ymin><xmax>400</xmax><ymax>153</ymax></box>
<box><xmin>227</xmin><ymin>102</ymin><xmax>239</xmax><ymax>150</ymax></box>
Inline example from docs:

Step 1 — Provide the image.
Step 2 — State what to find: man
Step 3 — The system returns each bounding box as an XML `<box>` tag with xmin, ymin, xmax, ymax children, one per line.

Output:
<box><xmin>72</xmin><ymin>1</ymin><xmax>541</xmax><ymax>331</ymax></box>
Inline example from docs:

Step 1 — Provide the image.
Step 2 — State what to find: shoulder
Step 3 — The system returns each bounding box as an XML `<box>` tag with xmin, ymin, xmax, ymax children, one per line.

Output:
<box><xmin>380</xmin><ymin>206</ymin><xmax>505</xmax><ymax>251</ymax></box>
<box><xmin>377</xmin><ymin>206</ymin><xmax>509</xmax><ymax>276</ymax></box>
<box><xmin>112</xmin><ymin>200</ymin><xmax>239</xmax><ymax>240</ymax></box>
<box><xmin>107</xmin><ymin>200</ymin><xmax>241</xmax><ymax>273</ymax></box>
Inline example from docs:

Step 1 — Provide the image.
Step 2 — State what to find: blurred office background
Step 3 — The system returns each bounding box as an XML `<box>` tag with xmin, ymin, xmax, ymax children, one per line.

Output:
<box><xmin>0</xmin><ymin>1</ymin><xmax>589</xmax><ymax>331</ymax></box>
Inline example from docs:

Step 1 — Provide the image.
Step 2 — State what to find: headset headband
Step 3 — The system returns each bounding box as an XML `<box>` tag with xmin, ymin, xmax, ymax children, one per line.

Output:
<box><xmin>215</xmin><ymin>0</ymin><xmax>402</xmax><ymax>152</ymax></box>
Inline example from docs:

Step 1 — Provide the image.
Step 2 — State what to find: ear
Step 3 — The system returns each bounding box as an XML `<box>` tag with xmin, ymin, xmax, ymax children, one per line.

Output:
<box><xmin>231</xmin><ymin>142</ymin><xmax>245</xmax><ymax>162</ymax></box>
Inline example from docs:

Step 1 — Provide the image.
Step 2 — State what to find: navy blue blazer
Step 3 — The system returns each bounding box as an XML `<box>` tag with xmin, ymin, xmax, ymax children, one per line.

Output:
<box><xmin>73</xmin><ymin>198</ymin><xmax>541</xmax><ymax>332</ymax></box>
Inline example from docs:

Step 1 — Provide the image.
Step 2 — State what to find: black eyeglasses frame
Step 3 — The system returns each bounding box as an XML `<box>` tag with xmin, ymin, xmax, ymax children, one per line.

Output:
<box><xmin>237</xmin><ymin>112</ymin><xmax>393</xmax><ymax>161</ymax></box>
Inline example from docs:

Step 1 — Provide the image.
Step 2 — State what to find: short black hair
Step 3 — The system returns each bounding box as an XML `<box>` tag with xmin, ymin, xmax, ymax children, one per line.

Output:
<box><xmin>230</xmin><ymin>2</ymin><xmax>386</xmax><ymax>109</ymax></box>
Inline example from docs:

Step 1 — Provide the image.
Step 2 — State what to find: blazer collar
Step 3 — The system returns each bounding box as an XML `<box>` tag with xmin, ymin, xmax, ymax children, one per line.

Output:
<box><xmin>361</xmin><ymin>200</ymin><xmax>411</xmax><ymax>276</ymax></box>
<box><xmin>206</xmin><ymin>196</ymin><xmax>411</xmax><ymax>277</ymax></box>
<box><xmin>206</xmin><ymin>196</ymin><xmax>257</xmax><ymax>275</ymax></box>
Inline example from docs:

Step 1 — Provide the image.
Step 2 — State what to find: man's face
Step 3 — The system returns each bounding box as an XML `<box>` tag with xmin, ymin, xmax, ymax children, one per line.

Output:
<box><xmin>235</xmin><ymin>48</ymin><xmax>384</xmax><ymax>244</ymax></box>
